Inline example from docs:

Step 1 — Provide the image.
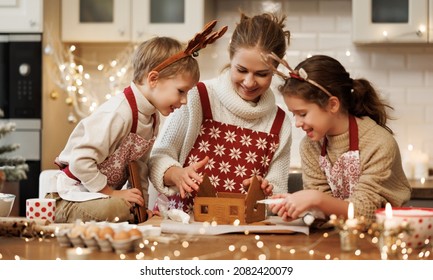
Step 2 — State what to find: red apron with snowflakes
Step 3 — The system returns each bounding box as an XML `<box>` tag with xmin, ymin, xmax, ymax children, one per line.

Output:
<box><xmin>319</xmin><ymin>115</ymin><xmax>361</xmax><ymax>199</ymax></box>
<box><xmin>165</xmin><ymin>82</ymin><xmax>285</xmax><ymax>213</ymax></box>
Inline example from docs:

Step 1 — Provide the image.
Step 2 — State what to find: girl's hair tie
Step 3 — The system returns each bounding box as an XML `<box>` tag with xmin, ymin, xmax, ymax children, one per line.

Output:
<box><xmin>261</xmin><ymin>52</ymin><xmax>333</xmax><ymax>97</ymax></box>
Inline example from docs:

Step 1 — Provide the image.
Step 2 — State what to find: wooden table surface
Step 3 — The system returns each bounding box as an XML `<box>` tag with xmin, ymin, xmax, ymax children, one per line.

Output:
<box><xmin>1</xmin><ymin>217</ymin><xmax>432</xmax><ymax>260</ymax></box>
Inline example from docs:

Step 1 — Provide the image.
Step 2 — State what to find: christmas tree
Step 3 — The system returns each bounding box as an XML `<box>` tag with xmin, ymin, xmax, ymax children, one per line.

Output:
<box><xmin>0</xmin><ymin>109</ymin><xmax>29</xmax><ymax>188</ymax></box>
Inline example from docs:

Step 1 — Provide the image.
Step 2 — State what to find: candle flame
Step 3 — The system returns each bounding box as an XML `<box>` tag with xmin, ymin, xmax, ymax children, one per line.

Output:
<box><xmin>385</xmin><ymin>203</ymin><xmax>393</xmax><ymax>219</ymax></box>
<box><xmin>348</xmin><ymin>202</ymin><xmax>354</xmax><ymax>219</ymax></box>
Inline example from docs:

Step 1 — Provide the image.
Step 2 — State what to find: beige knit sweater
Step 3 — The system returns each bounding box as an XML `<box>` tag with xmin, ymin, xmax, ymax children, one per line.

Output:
<box><xmin>300</xmin><ymin>116</ymin><xmax>411</xmax><ymax>222</ymax></box>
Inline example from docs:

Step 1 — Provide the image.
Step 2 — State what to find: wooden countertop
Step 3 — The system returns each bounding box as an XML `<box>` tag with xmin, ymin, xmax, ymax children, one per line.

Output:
<box><xmin>0</xmin><ymin>217</ymin><xmax>432</xmax><ymax>260</ymax></box>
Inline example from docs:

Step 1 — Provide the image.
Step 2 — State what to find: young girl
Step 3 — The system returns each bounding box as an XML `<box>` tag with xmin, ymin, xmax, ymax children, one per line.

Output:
<box><xmin>51</xmin><ymin>23</ymin><xmax>226</xmax><ymax>223</ymax></box>
<box><xmin>149</xmin><ymin>13</ymin><xmax>292</xmax><ymax>214</ymax></box>
<box><xmin>266</xmin><ymin>54</ymin><xmax>411</xmax><ymax>224</ymax></box>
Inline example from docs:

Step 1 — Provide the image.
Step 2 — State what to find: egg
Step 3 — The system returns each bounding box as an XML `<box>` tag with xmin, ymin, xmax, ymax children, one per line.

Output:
<box><xmin>128</xmin><ymin>228</ymin><xmax>142</xmax><ymax>238</ymax></box>
<box><xmin>98</xmin><ymin>226</ymin><xmax>115</xmax><ymax>240</ymax></box>
<box><xmin>68</xmin><ymin>225</ymin><xmax>86</xmax><ymax>238</ymax></box>
<box><xmin>85</xmin><ymin>225</ymin><xmax>100</xmax><ymax>238</ymax></box>
<box><xmin>113</xmin><ymin>230</ymin><xmax>131</xmax><ymax>241</ymax></box>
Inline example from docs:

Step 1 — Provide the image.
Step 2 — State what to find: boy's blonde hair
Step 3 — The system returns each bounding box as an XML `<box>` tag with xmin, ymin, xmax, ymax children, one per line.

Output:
<box><xmin>132</xmin><ymin>37</ymin><xmax>200</xmax><ymax>85</ymax></box>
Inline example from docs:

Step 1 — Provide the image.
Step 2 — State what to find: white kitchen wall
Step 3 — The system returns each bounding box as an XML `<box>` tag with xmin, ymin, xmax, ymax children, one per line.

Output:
<box><xmin>197</xmin><ymin>0</ymin><xmax>433</xmax><ymax>171</ymax></box>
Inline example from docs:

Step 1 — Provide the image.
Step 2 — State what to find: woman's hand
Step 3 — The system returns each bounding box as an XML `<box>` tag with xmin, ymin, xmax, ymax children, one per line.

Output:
<box><xmin>164</xmin><ymin>156</ymin><xmax>209</xmax><ymax>198</ymax></box>
<box><xmin>242</xmin><ymin>175</ymin><xmax>273</xmax><ymax>196</ymax></box>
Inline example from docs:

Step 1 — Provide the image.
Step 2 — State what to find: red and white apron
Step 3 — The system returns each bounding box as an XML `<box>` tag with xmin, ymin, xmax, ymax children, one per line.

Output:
<box><xmin>164</xmin><ymin>82</ymin><xmax>285</xmax><ymax>213</ymax></box>
<box><xmin>56</xmin><ymin>86</ymin><xmax>157</xmax><ymax>201</ymax></box>
<box><xmin>319</xmin><ymin>115</ymin><xmax>361</xmax><ymax>199</ymax></box>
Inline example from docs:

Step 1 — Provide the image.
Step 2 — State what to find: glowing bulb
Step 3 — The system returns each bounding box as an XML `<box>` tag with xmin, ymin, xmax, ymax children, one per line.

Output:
<box><xmin>382</xmin><ymin>31</ymin><xmax>388</xmax><ymax>37</ymax></box>
<box><xmin>418</xmin><ymin>25</ymin><xmax>426</xmax><ymax>33</ymax></box>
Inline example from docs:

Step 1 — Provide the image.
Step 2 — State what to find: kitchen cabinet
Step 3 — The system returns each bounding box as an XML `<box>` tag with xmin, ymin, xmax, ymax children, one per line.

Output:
<box><xmin>61</xmin><ymin>0</ymin><xmax>131</xmax><ymax>42</ymax></box>
<box><xmin>61</xmin><ymin>0</ymin><xmax>215</xmax><ymax>43</ymax></box>
<box><xmin>131</xmin><ymin>0</ymin><xmax>215</xmax><ymax>42</ymax></box>
<box><xmin>352</xmin><ymin>0</ymin><xmax>433</xmax><ymax>44</ymax></box>
<box><xmin>0</xmin><ymin>0</ymin><xmax>43</xmax><ymax>33</ymax></box>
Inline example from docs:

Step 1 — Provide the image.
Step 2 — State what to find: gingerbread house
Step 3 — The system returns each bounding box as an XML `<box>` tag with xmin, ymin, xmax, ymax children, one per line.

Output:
<box><xmin>193</xmin><ymin>174</ymin><xmax>266</xmax><ymax>224</ymax></box>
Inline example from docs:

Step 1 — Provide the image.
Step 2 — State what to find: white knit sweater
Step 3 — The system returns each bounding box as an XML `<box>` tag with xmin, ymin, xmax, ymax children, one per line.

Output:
<box><xmin>149</xmin><ymin>70</ymin><xmax>292</xmax><ymax>196</ymax></box>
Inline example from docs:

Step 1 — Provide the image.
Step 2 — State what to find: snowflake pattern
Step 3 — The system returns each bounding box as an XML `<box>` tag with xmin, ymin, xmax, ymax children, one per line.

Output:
<box><xmin>209</xmin><ymin>126</ymin><xmax>221</xmax><ymax>139</ymax></box>
<box><xmin>245</xmin><ymin>151</ymin><xmax>258</xmax><ymax>164</ymax></box>
<box><xmin>240</xmin><ymin>134</ymin><xmax>252</xmax><ymax>146</ymax></box>
<box><xmin>260</xmin><ymin>154</ymin><xmax>270</xmax><ymax>167</ymax></box>
<box><xmin>269</xmin><ymin>142</ymin><xmax>279</xmax><ymax>153</ymax></box>
<box><xmin>234</xmin><ymin>164</ymin><xmax>247</xmax><ymax>177</ymax></box>
<box><xmin>250</xmin><ymin>168</ymin><xmax>261</xmax><ymax>178</ymax></box>
<box><xmin>168</xmin><ymin>199</ymin><xmax>177</xmax><ymax>209</ymax></box>
<box><xmin>187</xmin><ymin>154</ymin><xmax>201</xmax><ymax>166</ymax></box>
<box><xmin>225</xmin><ymin>130</ymin><xmax>237</xmax><ymax>143</ymax></box>
<box><xmin>256</xmin><ymin>138</ymin><xmax>268</xmax><ymax>150</ymax></box>
<box><xmin>164</xmin><ymin>104</ymin><xmax>285</xmax><ymax>214</ymax></box>
<box><xmin>199</xmin><ymin>125</ymin><xmax>206</xmax><ymax>136</ymax></box>
<box><xmin>219</xmin><ymin>161</ymin><xmax>231</xmax><ymax>174</ymax></box>
<box><xmin>209</xmin><ymin>174</ymin><xmax>220</xmax><ymax>187</ymax></box>
<box><xmin>229</xmin><ymin>147</ymin><xmax>242</xmax><ymax>160</ymax></box>
<box><xmin>205</xmin><ymin>158</ymin><xmax>215</xmax><ymax>170</ymax></box>
<box><xmin>223</xmin><ymin>178</ymin><xmax>236</xmax><ymax>191</ymax></box>
<box><xmin>198</xmin><ymin>140</ymin><xmax>211</xmax><ymax>153</ymax></box>
<box><xmin>214</xmin><ymin>144</ymin><xmax>226</xmax><ymax>157</ymax></box>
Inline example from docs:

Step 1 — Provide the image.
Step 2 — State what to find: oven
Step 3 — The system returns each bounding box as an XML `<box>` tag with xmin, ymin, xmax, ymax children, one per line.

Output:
<box><xmin>0</xmin><ymin>33</ymin><xmax>42</xmax><ymax>216</ymax></box>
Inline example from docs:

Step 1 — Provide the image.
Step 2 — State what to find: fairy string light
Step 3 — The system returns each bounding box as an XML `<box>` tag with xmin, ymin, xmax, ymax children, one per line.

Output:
<box><xmin>44</xmin><ymin>25</ymin><xmax>135</xmax><ymax>123</ymax></box>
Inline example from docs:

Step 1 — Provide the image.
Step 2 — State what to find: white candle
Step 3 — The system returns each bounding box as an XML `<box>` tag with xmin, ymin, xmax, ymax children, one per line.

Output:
<box><xmin>402</xmin><ymin>144</ymin><xmax>415</xmax><ymax>179</ymax></box>
<box><xmin>414</xmin><ymin>152</ymin><xmax>429</xmax><ymax>179</ymax></box>
<box><xmin>345</xmin><ymin>202</ymin><xmax>358</xmax><ymax>228</ymax></box>
<box><xmin>340</xmin><ymin>202</ymin><xmax>358</xmax><ymax>251</ymax></box>
<box><xmin>384</xmin><ymin>203</ymin><xmax>398</xmax><ymax>231</ymax></box>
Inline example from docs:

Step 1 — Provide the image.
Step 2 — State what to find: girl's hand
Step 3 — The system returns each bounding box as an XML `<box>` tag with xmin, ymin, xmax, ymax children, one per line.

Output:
<box><xmin>268</xmin><ymin>193</ymin><xmax>289</xmax><ymax>217</ymax></box>
<box><xmin>166</xmin><ymin>156</ymin><xmax>209</xmax><ymax>198</ymax></box>
<box><xmin>270</xmin><ymin>190</ymin><xmax>321</xmax><ymax>221</ymax></box>
<box><xmin>242</xmin><ymin>175</ymin><xmax>273</xmax><ymax>196</ymax></box>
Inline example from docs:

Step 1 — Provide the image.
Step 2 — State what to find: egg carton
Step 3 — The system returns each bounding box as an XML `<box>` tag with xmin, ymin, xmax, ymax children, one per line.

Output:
<box><xmin>55</xmin><ymin>221</ymin><xmax>161</xmax><ymax>254</ymax></box>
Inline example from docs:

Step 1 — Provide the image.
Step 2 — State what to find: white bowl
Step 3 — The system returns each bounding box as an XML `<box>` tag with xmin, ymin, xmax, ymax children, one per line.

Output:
<box><xmin>375</xmin><ymin>207</ymin><xmax>433</xmax><ymax>248</ymax></box>
<box><xmin>0</xmin><ymin>193</ymin><xmax>15</xmax><ymax>217</ymax></box>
